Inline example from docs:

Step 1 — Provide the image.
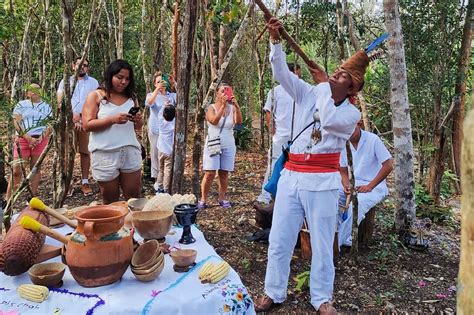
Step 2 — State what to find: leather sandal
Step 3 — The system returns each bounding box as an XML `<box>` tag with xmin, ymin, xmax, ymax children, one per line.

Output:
<box><xmin>254</xmin><ymin>295</ymin><xmax>278</xmax><ymax>312</ymax></box>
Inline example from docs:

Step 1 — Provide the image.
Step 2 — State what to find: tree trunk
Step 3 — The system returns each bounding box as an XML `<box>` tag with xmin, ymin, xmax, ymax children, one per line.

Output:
<box><xmin>172</xmin><ymin>0</ymin><xmax>180</xmax><ymax>79</ymax></box>
<box><xmin>140</xmin><ymin>0</ymin><xmax>151</xmax><ymax>91</ymax></box>
<box><xmin>383</xmin><ymin>0</ymin><xmax>416</xmax><ymax>235</ymax></box>
<box><xmin>116</xmin><ymin>0</ymin><xmax>124</xmax><ymax>59</ymax></box>
<box><xmin>458</xmin><ymin>105</ymin><xmax>474</xmax><ymax>314</ymax></box>
<box><xmin>255</xmin><ymin>44</ymin><xmax>269</xmax><ymax>150</ymax></box>
<box><xmin>103</xmin><ymin>1</ymin><xmax>115</xmax><ymax>64</ymax></box>
<box><xmin>207</xmin><ymin>19</ymin><xmax>218</xmax><ymax>80</ymax></box>
<box><xmin>155</xmin><ymin>0</ymin><xmax>167</xmax><ymax>70</ymax></box>
<box><xmin>335</xmin><ymin>0</ymin><xmax>345</xmax><ymax>62</ymax></box>
<box><xmin>202</xmin><ymin>4</ymin><xmax>254</xmax><ymax>110</ymax></box>
<box><xmin>191</xmin><ymin>6</ymin><xmax>208</xmax><ymax>197</ymax></box>
<box><xmin>451</xmin><ymin>0</ymin><xmax>473</xmax><ymax>189</ymax></box>
<box><xmin>218</xmin><ymin>23</ymin><xmax>227</xmax><ymax>67</ymax></box>
<box><xmin>346</xmin><ymin>141</ymin><xmax>359</xmax><ymax>254</ymax></box>
<box><xmin>170</xmin><ymin>0</ymin><xmax>198</xmax><ymax>194</ymax></box>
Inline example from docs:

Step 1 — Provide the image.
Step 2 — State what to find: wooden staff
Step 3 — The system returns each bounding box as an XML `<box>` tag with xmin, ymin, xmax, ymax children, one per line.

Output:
<box><xmin>254</xmin><ymin>0</ymin><xmax>313</xmax><ymax>67</ymax></box>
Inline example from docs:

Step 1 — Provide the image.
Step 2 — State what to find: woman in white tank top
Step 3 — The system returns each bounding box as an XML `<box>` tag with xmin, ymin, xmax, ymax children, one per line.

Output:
<box><xmin>199</xmin><ymin>83</ymin><xmax>243</xmax><ymax>209</ymax></box>
<box><xmin>82</xmin><ymin>59</ymin><xmax>143</xmax><ymax>204</ymax></box>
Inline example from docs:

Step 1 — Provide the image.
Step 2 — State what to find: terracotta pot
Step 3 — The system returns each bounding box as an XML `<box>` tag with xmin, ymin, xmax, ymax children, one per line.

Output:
<box><xmin>66</xmin><ymin>205</ymin><xmax>133</xmax><ymax>287</ymax></box>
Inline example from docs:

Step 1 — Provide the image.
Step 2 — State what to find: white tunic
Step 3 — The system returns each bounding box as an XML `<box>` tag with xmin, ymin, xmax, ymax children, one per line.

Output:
<box><xmin>263</xmin><ymin>84</ymin><xmax>296</xmax><ymax>144</ymax></box>
<box><xmin>270</xmin><ymin>43</ymin><xmax>361</xmax><ymax>191</ymax></box>
<box><xmin>340</xmin><ymin>130</ymin><xmax>392</xmax><ymax>193</ymax></box>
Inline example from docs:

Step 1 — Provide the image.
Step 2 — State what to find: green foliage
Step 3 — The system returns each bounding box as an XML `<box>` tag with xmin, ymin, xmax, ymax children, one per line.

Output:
<box><xmin>234</xmin><ymin>106</ymin><xmax>252</xmax><ymax>151</ymax></box>
<box><xmin>440</xmin><ymin>169</ymin><xmax>458</xmax><ymax>199</ymax></box>
<box><xmin>415</xmin><ymin>183</ymin><xmax>433</xmax><ymax>207</ymax></box>
<box><xmin>294</xmin><ymin>271</ymin><xmax>310</xmax><ymax>292</ymax></box>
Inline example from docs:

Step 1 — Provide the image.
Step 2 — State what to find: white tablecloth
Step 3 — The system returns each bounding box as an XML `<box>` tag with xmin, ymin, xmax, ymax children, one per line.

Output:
<box><xmin>0</xmin><ymin>225</ymin><xmax>256</xmax><ymax>315</ymax></box>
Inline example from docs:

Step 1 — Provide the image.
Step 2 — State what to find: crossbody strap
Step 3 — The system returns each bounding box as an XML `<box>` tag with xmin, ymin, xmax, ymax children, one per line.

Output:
<box><xmin>288</xmin><ymin>120</ymin><xmax>316</xmax><ymax>147</ymax></box>
<box><xmin>218</xmin><ymin>105</ymin><xmax>229</xmax><ymax>135</ymax></box>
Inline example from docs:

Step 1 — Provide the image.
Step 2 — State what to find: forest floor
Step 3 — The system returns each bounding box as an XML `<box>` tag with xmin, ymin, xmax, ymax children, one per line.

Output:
<box><xmin>4</xmin><ymin>143</ymin><xmax>459</xmax><ymax>314</ymax></box>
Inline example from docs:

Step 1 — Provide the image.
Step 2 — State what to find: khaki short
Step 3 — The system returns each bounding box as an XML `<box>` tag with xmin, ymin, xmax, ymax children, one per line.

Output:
<box><xmin>91</xmin><ymin>146</ymin><xmax>142</xmax><ymax>182</ymax></box>
<box><xmin>75</xmin><ymin>129</ymin><xmax>90</xmax><ymax>154</ymax></box>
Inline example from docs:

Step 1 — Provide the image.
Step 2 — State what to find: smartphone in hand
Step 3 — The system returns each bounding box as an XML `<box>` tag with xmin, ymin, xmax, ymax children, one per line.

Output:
<box><xmin>223</xmin><ymin>86</ymin><xmax>234</xmax><ymax>100</ymax></box>
<box><xmin>128</xmin><ymin>107</ymin><xmax>140</xmax><ymax>116</ymax></box>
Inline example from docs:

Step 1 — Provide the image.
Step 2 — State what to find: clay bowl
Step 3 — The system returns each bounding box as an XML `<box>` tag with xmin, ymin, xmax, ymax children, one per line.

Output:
<box><xmin>132</xmin><ymin>210</ymin><xmax>173</xmax><ymax>240</ymax></box>
<box><xmin>169</xmin><ymin>249</ymin><xmax>197</xmax><ymax>267</ymax></box>
<box><xmin>110</xmin><ymin>201</ymin><xmax>128</xmax><ymax>211</ymax></box>
<box><xmin>28</xmin><ymin>262</ymin><xmax>66</xmax><ymax>286</ymax></box>
<box><xmin>131</xmin><ymin>240</ymin><xmax>161</xmax><ymax>269</ymax></box>
<box><xmin>128</xmin><ymin>198</ymin><xmax>148</xmax><ymax>212</ymax></box>
<box><xmin>131</xmin><ymin>259</ymin><xmax>165</xmax><ymax>282</ymax></box>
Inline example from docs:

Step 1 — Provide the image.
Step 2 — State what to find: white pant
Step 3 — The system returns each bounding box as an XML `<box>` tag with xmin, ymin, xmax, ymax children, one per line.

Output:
<box><xmin>337</xmin><ymin>185</ymin><xmax>387</xmax><ymax>247</ymax></box>
<box><xmin>264</xmin><ymin>179</ymin><xmax>338</xmax><ymax>310</ymax></box>
<box><xmin>148</xmin><ymin>130</ymin><xmax>160</xmax><ymax>179</ymax></box>
<box><xmin>257</xmin><ymin>138</ymin><xmax>289</xmax><ymax>204</ymax></box>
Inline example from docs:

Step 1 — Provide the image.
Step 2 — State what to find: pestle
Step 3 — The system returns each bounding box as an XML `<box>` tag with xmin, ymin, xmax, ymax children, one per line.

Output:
<box><xmin>29</xmin><ymin>197</ymin><xmax>77</xmax><ymax>229</ymax></box>
<box><xmin>19</xmin><ymin>215</ymin><xmax>70</xmax><ymax>245</ymax></box>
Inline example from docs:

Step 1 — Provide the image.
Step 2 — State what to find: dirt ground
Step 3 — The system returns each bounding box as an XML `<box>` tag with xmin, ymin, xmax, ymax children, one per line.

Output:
<box><xmin>4</xmin><ymin>144</ymin><xmax>459</xmax><ymax>314</ymax></box>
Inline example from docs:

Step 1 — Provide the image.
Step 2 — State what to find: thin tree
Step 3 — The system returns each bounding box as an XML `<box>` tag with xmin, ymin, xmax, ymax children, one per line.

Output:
<box><xmin>172</xmin><ymin>0</ymin><xmax>180</xmax><ymax>79</ymax></box>
<box><xmin>451</xmin><ymin>0</ymin><xmax>473</xmax><ymax>188</ymax></box>
<box><xmin>170</xmin><ymin>0</ymin><xmax>198</xmax><ymax>194</ymax></box>
<box><xmin>383</xmin><ymin>0</ymin><xmax>416</xmax><ymax>235</ymax></box>
<box><xmin>116</xmin><ymin>0</ymin><xmax>124</xmax><ymax>59</ymax></box>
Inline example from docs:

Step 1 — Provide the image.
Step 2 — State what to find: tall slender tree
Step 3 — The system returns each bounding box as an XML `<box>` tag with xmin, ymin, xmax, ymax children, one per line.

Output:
<box><xmin>383</xmin><ymin>0</ymin><xmax>416</xmax><ymax>235</ymax></box>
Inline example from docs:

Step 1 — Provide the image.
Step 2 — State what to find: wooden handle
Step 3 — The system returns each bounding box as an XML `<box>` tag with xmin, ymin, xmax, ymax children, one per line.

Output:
<box><xmin>43</xmin><ymin>206</ymin><xmax>77</xmax><ymax>228</ymax></box>
<box><xmin>38</xmin><ymin>225</ymin><xmax>70</xmax><ymax>245</ymax></box>
<box><xmin>254</xmin><ymin>0</ymin><xmax>312</xmax><ymax>67</ymax></box>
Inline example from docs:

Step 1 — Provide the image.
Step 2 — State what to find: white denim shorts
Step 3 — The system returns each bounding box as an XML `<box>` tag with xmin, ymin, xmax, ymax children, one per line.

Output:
<box><xmin>91</xmin><ymin>146</ymin><xmax>142</xmax><ymax>182</ymax></box>
<box><xmin>202</xmin><ymin>145</ymin><xmax>236</xmax><ymax>171</ymax></box>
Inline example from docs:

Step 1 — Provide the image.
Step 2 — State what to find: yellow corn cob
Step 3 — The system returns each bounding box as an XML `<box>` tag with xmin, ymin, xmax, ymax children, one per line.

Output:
<box><xmin>29</xmin><ymin>197</ymin><xmax>47</xmax><ymax>211</ymax></box>
<box><xmin>17</xmin><ymin>284</ymin><xmax>49</xmax><ymax>303</ymax></box>
<box><xmin>209</xmin><ymin>262</ymin><xmax>230</xmax><ymax>283</ymax></box>
<box><xmin>198</xmin><ymin>262</ymin><xmax>214</xmax><ymax>280</ymax></box>
<box><xmin>19</xmin><ymin>216</ymin><xmax>42</xmax><ymax>232</ymax></box>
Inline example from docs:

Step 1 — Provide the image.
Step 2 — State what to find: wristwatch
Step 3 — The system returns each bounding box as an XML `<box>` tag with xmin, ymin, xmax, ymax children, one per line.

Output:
<box><xmin>270</xmin><ymin>37</ymin><xmax>281</xmax><ymax>45</ymax></box>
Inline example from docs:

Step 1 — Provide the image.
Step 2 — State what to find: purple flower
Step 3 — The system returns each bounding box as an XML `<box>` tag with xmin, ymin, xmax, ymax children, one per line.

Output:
<box><xmin>448</xmin><ymin>285</ymin><xmax>456</xmax><ymax>294</ymax></box>
<box><xmin>151</xmin><ymin>290</ymin><xmax>160</xmax><ymax>297</ymax></box>
<box><xmin>418</xmin><ymin>280</ymin><xmax>427</xmax><ymax>288</ymax></box>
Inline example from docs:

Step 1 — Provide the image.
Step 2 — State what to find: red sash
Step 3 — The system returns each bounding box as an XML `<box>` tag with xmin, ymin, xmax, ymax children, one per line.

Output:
<box><xmin>284</xmin><ymin>153</ymin><xmax>340</xmax><ymax>173</ymax></box>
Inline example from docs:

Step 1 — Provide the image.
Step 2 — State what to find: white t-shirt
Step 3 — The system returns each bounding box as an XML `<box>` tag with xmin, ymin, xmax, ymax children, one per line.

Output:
<box><xmin>270</xmin><ymin>43</ymin><xmax>361</xmax><ymax>191</ymax></box>
<box><xmin>58</xmin><ymin>75</ymin><xmax>99</xmax><ymax>114</ymax></box>
<box><xmin>340</xmin><ymin>130</ymin><xmax>392</xmax><ymax>191</ymax></box>
<box><xmin>146</xmin><ymin>92</ymin><xmax>176</xmax><ymax>135</ymax></box>
<box><xmin>263</xmin><ymin>84</ymin><xmax>296</xmax><ymax>144</ymax></box>
<box><xmin>13</xmin><ymin>100</ymin><xmax>53</xmax><ymax>136</ymax></box>
<box><xmin>157</xmin><ymin>106</ymin><xmax>176</xmax><ymax>155</ymax></box>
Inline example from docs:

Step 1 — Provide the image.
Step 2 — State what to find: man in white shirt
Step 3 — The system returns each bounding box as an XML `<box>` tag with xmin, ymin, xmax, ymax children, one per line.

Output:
<box><xmin>254</xmin><ymin>18</ymin><xmax>366</xmax><ymax>314</ymax></box>
<box><xmin>255</xmin><ymin>63</ymin><xmax>301</xmax><ymax>206</ymax></box>
<box><xmin>57</xmin><ymin>57</ymin><xmax>99</xmax><ymax>196</ymax></box>
<box><xmin>338</xmin><ymin>121</ymin><xmax>393</xmax><ymax>248</ymax></box>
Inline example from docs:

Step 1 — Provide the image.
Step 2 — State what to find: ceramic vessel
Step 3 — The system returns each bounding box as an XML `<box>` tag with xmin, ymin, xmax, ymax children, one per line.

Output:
<box><xmin>174</xmin><ymin>204</ymin><xmax>199</xmax><ymax>244</ymax></box>
<box><xmin>66</xmin><ymin>205</ymin><xmax>133</xmax><ymax>287</ymax></box>
<box><xmin>28</xmin><ymin>262</ymin><xmax>66</xmax><ymax>286</ymax></box>
<box><xmin>169</xmin><ymin>249</ymin><xmax>197</xmax><ymax>267</ymax></box>
<box><xmin>132</xmin><ymin>210</ymin><xmax>173</xmax><ymax>240</ymax></box>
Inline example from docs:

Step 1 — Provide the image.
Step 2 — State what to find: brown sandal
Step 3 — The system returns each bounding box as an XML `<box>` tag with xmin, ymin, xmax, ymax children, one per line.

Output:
<box><xmin>254</xmin><ymin>295</ymin><xmax>278</xmax><ymax>312</ymax></box>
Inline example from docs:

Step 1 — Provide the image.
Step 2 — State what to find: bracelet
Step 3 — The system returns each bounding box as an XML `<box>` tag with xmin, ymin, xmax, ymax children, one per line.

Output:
<box><xmin>270</xmin><ymin>37</ymin><xmax>281</xmax><ymax>45</ymax></box>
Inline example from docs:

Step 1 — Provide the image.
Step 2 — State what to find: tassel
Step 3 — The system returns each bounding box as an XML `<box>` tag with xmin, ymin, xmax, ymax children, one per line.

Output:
<box><xmin>365</xmin><ymin>32</ymin><xmax>389</xmax><ymax>54</ymax></box>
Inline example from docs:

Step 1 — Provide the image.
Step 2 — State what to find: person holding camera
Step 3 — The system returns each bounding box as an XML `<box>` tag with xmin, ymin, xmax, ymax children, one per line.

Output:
<box><xmin>82</xmin><ymin>59</ymin><xmax>143</xmax><ymax>204</ymax></box>
<box><xmin>145</xmin><ymin>72</ymin><xmax>176</xmax><ymax>193</ymax></box>
<box><xmin>199</xmin><ymin>83</ymin><xmax>243</xmax><ymax>209</ymax></box>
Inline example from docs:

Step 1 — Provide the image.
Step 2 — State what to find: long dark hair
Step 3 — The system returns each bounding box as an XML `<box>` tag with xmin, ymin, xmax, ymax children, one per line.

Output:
<box><xmin>102</xmin><ymin>59</ymin><xmax>135</xmax><ymax>100</ymax></box>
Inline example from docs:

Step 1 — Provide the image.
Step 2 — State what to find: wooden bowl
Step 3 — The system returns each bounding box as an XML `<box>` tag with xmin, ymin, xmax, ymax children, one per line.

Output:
<box><xmin>28</xmin><ymin>262</ymin><xmax>66</xmax><ymax>286</ymax></box>
<box><xmin>132</xmin><ymin>210</ymin><xmax>173</xmax><ymax>240</ymax></box>
<box><xmin>131</xmin><ymin>258</ymin><xmax>165</xmax><ymax>282</ymax></box>
<box><xmin>169</xmin><ymin>249</ymin><xmax>197</xmax><ymax>267</ymax></box>
<box><xmin>131</xmin><ymin>240</ymin><xmax>161</xmax><ymax>269</ymax></box>
<box><xmin>49</xmin><ymin>208</ymin><xmax>68</xmax><ymax>228</ymax></box>
<box><xmin>131</xmin><ymin>254</ymin><xmax>164</xmax><ymax>275</ymax></box>
<box><xmin>128</xmin><ymin>198</ymin><xmax>148</xmax><ymax>212</ymax></box>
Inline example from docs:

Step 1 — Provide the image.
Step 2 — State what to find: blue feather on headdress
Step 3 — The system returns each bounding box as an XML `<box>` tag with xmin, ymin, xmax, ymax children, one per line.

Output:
<box><xmin>365</xmin><ymin>32</ymin><xmax>389</xmax><ymax>54</ymax></box>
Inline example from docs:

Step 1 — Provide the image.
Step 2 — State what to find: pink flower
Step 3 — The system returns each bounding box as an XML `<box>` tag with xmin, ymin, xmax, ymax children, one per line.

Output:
<box><xmin>151</xmin><ymin>290</ymin><xmax>161</xmax><ymax>297</ymax></box>
<box><xmin>0</xmin><ymin>311</ymin><xmax>20</xmax><ymax>315</ymax></box>
<box><xmin>436</xmin><ymin>293</ymin><xmax>447</xmax><ymax>299</ymax></box>
<box><xmin>418</xmin><ymin>280</ymin><xmax>427</xmax><ymax>288</ymax></box>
